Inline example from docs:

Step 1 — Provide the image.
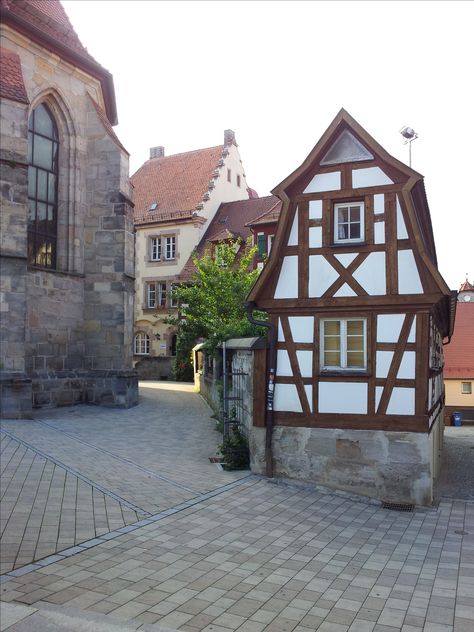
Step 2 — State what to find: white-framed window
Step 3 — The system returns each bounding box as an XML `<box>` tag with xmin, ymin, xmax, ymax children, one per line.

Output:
<box><xmin>146</xmin><ymin>281</ymin><xmax>175</xmax><ymax>309</ymax></box>
<box><xmin>320</xmin><ymin>318</ymin><xmax>367</xmax><ymax>370</ymax></box>
<box><xmin>169</xmin><ymin>283</ymin><xmax>179</xmax><ymax>308</ymax></box>
<box><xmin>157</xmin><ymin>282</ymin><xmax>167</xmax><ymax>307</ymax></box>
<box><xmin>164</xmin><ymin>235</ymin><xmax>176</xmax><ymax>260</ymax></box>
<box><xmin>334</xmin><ymin>201</ymin><xmax>364</xmax><ymax>243</ymax></box>
<box><xmin>268</xmin><ymin>234</ymin><xmax>274</xmax><ymax>253</ymax></box>
<box><xmin>134</xmin><ymin>332</ymin><xmax>150</xmax><ymax>355</ymax></box>
<box><xmin>461</xmin><ymin>382</ymin><xmax>472</xmax><ymax>394</ymax></box>
<box><xmin>150</xmin><ymin>237</ymin><xmax>161</xmax><ymax>261</ymax></box>
<box><xmin>146</xmin><ymin>282</ymin><xmax>156</xmax><ymax>308</ymax></box>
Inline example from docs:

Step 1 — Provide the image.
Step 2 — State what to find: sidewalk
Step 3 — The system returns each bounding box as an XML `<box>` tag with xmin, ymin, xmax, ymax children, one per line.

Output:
<box><xmin>1</xmin><ymin>383</ymin><xmax>473</xmax><ymax>632</ymax></box>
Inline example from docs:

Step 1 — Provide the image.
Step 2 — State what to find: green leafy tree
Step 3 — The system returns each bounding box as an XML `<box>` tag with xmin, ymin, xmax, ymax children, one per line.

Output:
<box><xmin>168</xmin><ymin>238</ymin><xmax>266</xmax><ymax>380</ymax></box>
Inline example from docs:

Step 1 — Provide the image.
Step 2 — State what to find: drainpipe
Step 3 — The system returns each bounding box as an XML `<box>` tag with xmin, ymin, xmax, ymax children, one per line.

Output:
<box><xmin>245</xmin><ymin>301</ymin><xmax>277</xmax><ymax>478</ymax></box>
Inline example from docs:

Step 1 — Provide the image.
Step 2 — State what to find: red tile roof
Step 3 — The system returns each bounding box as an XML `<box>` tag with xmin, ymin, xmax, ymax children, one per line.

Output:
<box><xmin>459</xmin><ymin>278</ymin><xmax>474</xmax><ymax>292</ymax></box>
<box><xmin>88</xmin><ymin>94</ymin><xmax>128</xmax><ymax>155</ymax></box>
<box><xmin>444</xmin><ymin>302</ymin><xmax>474</xmax><ymax>378</ymax></box>
<box><xmin>179</xmin><ymin>196</ymin><xmax>281</xmax><ymax>281</ymax></box>
<box><xmin>1</xmin><ymin>0</ymin><xmax>96</xmax><ymax>63</ymax></box>
<box><xmin>0</xmin><ymin>47</ymin><xmax>29</xmax><ymax>104</ymax></box>
<box><xmin>245</xmin><ymin>196</ymin><xmax>282</xmax><ymax>227</ymax></box>
<box><xmin>131</xmin><ymin>146</ymin><xmax>226</xmax><ymax>223</ymax></box>
<box><xmin>0</xmin><ymin>0</ymin><xmax>117</xmax><ymax>124</ymax></box>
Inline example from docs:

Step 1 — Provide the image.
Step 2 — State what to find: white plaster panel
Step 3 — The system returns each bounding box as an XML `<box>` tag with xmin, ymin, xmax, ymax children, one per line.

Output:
<box><xmin>276</xmin><ymin>350</ymin><xmax>292</xmax><ymax>377</ymax></box>
<box><xmin>374</xmin><ymin>221</ymin><xmax>385</xmax><ymax>244</ymax></box>
<box><xmin>309</xmin><ymin>226</ymin><xmax>322</xmax><ymax>248</ymax></box>
<box><xmin>398</xmin><ymin>351</ymin><xmax>416</xmax><ymax>379</ymax></box>
<box><xmin>333</xmin><ymin>283</ymin><xmax>357</xmax><ymax>297</ymax></box>
<box><xmin>374</xmin><ymin>193</ymin><xmax>385</xmax><ymax>214</ymax></box>
<box><xmin>278</xmin><ymin>318</ymin><xmax>284</xmax><ymax>342</ymax></box>
<box><xmin>304</xmin><ymin>385</ymin><xmax>313</xmax><ymax>413</ymax></box>
<box><xmin>303</xmin><ymin>171</ymin><xmax>341</xmax><ymax>193</ymax></box>
<box><xmin>398</xmin><ymin>250</ymin><xmax>423</xmax><ymax>294</ymax></box>
<box><xmin>375</xmin><ymin>386</ymin><xmax>383</xmax><ymax>411</ymax></box>
<box><xmin>408</xmin><ymin>317</ymin><xmax>416</xmax><ymax>343</ymax></box>
<box><xmin>273</xmin><ymin>383</ymin><xmax>302</xmax><ymax>413</ymax></box>
<box><xmin>376</xmin><ymin>351</ymin><xmax>394</xmax><ymax>379</ymax></box>
<box><xmin>319</xmin><ymin>382</ymin><xmax>368</xmax><ymax>414</ymax></box>
<box><xmin>352</xmin><ymin>166</ymin><xmax>393</xmax><ymax>188</ymax></box>
<box><xmin>274</xmin><ymin>256</ymin><xmax>298</xmax><ymax>298</ymax></box>
<box><xmin>334</xmin><ymin>253</ymin><xmax>358</xmax><ymax>267</ymax></box>
<box><xmin>289</xmin><ymin>316</ymin><xmax>314</xmax><ymax>343</ymax></box>
<box><xmin>288</xmin><ymin>208</ymin><xmax>298</xmax><ymax>246</ymax></box>
<box><xmin>308</xmin><ymin>255</ymin><xmax>339</xmax><ymax>297</ymax></box>
<box><xmin>297</xmin><ymin>351</ymin><xmax>313</xmax><ymax>378</ymax></box>
<box><xmin>387</xmin><ymin>387</ymin><xmax>415</xmax><ymax>415</ymax></box>
<box><xmin>377</xmin><ymin>314</ymin><xmax>404</xmax><ymax>343</ymax></box>
<box><xmin>352</xmin><ymin>251</ymin><xmax>386</xmax><ymax>295</ymax></box>
<box><xmin>396</xmin><ymin>196</ymin><xmax>409</xmax><ymax>240</ymax></box>
<box><xmin>309</xmin><ymin>200</ymin><xmax>323</xmax><ymax>219</ymax></box>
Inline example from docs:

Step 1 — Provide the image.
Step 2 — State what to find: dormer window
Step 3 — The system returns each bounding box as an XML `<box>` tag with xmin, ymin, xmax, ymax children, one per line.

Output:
<box><xmin>334</xmin><ymin>201</ymin><xmax>364</xmax><ymax>243</ymax></box>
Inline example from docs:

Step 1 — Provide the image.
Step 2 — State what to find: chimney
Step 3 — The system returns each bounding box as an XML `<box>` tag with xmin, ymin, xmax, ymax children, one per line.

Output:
<box><xmin>150</xmin><ymin>146</ymin><xmax>165</xmax><ymax>159</ymax></box>
<box><xmin>224</xmin><ymin>129</ymin><xmax>236</xmax><ymax>147</ymax></box>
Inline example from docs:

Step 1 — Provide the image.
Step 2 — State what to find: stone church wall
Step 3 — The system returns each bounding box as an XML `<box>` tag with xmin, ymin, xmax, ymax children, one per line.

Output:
<box><xmin>0</xmin><ymin>21</ymin><xmax>138</xmax><ymax>417</ymax></box>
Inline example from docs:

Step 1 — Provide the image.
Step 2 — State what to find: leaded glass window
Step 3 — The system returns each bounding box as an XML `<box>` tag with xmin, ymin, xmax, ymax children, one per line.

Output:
<box><xmin>28</xmin><ymin>104</ymin><xmax>59</xmax><ymax>269</ymax></box>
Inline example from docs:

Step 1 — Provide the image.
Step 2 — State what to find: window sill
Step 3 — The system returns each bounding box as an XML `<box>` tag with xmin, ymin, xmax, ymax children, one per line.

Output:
<box><xmin>319</xmin><ymin>370</ymin><xmax>370</xmax><ymax>377</ymax></box>
<box><xmin>332</xmin><ymin>241</ymin><xmax>367</xmax><ymax>248</ymax></box>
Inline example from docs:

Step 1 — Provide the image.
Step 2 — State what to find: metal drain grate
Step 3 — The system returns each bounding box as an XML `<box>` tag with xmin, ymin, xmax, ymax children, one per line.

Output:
<box><xmin>382</xmin><ymin>501</ymin><xmax>414</xmax><ymax>512</ymax></box>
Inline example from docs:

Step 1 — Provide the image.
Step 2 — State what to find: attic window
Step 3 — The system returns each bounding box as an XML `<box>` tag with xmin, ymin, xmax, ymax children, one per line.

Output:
<box><xmin>148</xmin><ymin>202</ymin><xmax>158</xmax><ymax>211</ymax></box>
<box><xmin>219</xmin><ymin>216</ymin><xmax>228</xmax><ymax>224</ymax></box>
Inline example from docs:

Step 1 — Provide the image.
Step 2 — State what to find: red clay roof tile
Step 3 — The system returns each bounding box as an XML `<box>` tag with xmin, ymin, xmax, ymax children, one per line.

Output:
<box><xmin>0</xmin><ymin>47</ymin><xmax>29</xmax><ymax>104</ymax></box>
<box><xmin>179</xmin><ymin>196</ymin><xmax>281</xmax><ymax>281</ymax></box>
<box><xmin>131</xmin><ymin>146</ymin><xmax>225</xmax><ymax>222</ymax></box>
<box><xmin>444</xmin><ymin>302</ymin><xmax>474</xmax><ymax>378</ymax></box>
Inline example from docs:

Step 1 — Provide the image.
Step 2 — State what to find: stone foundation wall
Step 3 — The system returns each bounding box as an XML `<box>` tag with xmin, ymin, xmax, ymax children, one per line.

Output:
<box><xmin>0</xmin><ymin>373</ymin><xmax>33</xmax><ymax>419</ymax></box>
<box><xmin>134</xmin><ymin>356</ymin><xmax>174</xmax><ymax>380</ymax></box>
<box><xmin>250</xmin><ymin>425</ymin><xmax>435</xmax><ymax>506</ymax></box>
<box><xmin>31</xmin><ymin>369</ymin><xmax>138</xmax><ymax>410</ymax></box>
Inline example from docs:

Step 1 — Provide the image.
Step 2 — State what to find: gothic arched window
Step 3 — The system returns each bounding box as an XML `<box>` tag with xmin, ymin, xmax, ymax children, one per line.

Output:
<box><xmin>27</xmin><ymin>103</ymin><xmax>59</xmax><ymax>269</ymax></box>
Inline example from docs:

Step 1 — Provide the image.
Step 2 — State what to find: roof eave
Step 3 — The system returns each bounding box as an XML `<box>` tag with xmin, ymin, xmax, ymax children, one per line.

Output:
<box><xmin>272</xmin><ymin>108</ymin><xmax>423</xmax><ymax>198</ymax></box>
<box><xmin>1</xmin><ymin>7</ymin><xmax>118</xmax><ymax>125</ymax></box>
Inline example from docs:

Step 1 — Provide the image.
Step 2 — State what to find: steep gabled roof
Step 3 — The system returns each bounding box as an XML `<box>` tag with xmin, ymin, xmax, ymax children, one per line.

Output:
<box><xmin>0</xmin><ymin>0</ymin><xmax>117</xmax><ymax>123</ymax></box>
<box><xmin>245</xmin><ymin>197</ymin><xmax>282</xmax><ymax>227</ymax></box>
<box><xmin>0</xmin><ymin>47</ymin><xmax>29</xmax><ymax>104</ymax></box>
<box><xmin>180</xmin><ymin>196</ymin><xmax>279</xmax><ymax>281</ymax></box>
<box><xmin>131</xmin><ymin>146</ymin><xmax>224</xmax><ymax>223</ymax></box>
<box><xmin>444</xmin><ymin>302</ymin><xmax>474</xmax><ymax>378</ymax></box>
<box><xmin>248</xmin><ymin>108</ymin><xmax>451</xmax><ymax>302</ymax></box>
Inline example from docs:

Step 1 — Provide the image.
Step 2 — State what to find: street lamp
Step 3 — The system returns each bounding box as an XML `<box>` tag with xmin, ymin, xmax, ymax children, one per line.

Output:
<box><xmin>399</xmin><ymin>126</ymin><xmax>418</xmax><ymax>167</ymax></box>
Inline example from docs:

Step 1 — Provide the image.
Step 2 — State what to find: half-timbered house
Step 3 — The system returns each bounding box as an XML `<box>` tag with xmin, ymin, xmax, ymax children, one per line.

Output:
<box><xmin>247</xmin><ymin>109</ymin><xmax>455</xmax><ymax>505</ymax></box>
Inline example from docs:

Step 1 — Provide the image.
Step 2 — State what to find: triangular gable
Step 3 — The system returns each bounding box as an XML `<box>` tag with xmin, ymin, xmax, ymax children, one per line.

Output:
<box><xmin>247</xmin><ymin>109</ymin><xmax>450</xmax><ymax>303</ymax></box>
<box><xmin>321</xmin><ymin>129</ymin><xmax>373</xmax><ymax>165</ymax></box>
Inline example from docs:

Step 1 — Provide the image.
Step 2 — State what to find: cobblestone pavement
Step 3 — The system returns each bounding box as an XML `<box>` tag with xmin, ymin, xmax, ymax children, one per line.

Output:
<box><xmin>1</xmin><ymin>383</ymin><xmax>245</xmax><ymax>573</ymax></box>
<box><xmin>434</xmin><ymin>426</ymin><xmax>474</xmax><ymax>501</ymax></box>
<box><xmin>1</xmin><ymin>384</ymin><xmax>473</xmax><ymax>632</ymax></box>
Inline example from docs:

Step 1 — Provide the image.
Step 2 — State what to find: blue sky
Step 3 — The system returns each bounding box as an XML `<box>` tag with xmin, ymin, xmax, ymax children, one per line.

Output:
<box><xmin>64</xmin><ymin>0</ymin><xmax>473</xmax><ymax>290</ymax></box>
